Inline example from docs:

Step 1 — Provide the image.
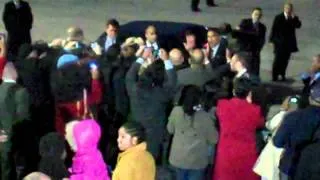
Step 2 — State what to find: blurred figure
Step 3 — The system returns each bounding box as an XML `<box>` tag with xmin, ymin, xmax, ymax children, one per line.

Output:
<box><xmin>126</xmin><ymin>49</ymin><xmax>176</xmax><ymax>161</ymax></box>
<box><xmin>177</xmin><ymin>49</ymin><xmax>215</xmax><ymax>88</ymax></box>
<box><xmin>273</xmin><ymin>81</ymin><xmax>320</xmax><ymax>180</ymax></box>
<box><xmin>65</xmin><ymin>120</ymin><xmax>110</xmax><ymax>180</ymax></box>
<box><xmin>144</xmin><ymin>25</ymin><xmax>161</xmax><ymax>59</ymax></box>
<box><xmin>191</xmin><ymin>0</ymin><xmax>217</xmax><ymax>12</ymax></box>
<box><xmin>239</xmin><ymin>7</ymin><xmax>266</xmax><ymax>76</ymax></box>
<box><xmin>254</xmin><ymin>95</ymin><xmax>302</xmax><ymax>180</ymax></box>
<box><xmin>270</xmin><ymin>3</ymin><xmax>301</xmax><ymax>81</ymax></box>
<box><xmin>213</xmin><ymin>77</ymin><xmax>264</xmax><ymax>180</ymax></box>
<box><xmin>169</xmin><ymin>48</ymin><xmax>187</xmax><ymax>70</ymax></box>
<box><xmin>2</xmin><ymin>0</ymin><xmax>33</xmax><ymax>59</ymax></box>
<box><xmin>96</xmin><ymin>18</ymin><xmax>122</xmax><ymax>53</ymax></box>
<box><xmin>38</xmin><ymin>132</ymin><xmax>69</xmax><ymax>180</ymax></box>
<box><xmin>301</xmin><ymin>54</ymin><xmax>320</xmax><ymax>95</ymax></box>
<box><xmin>0</xmin><ymin>62</ymin><xmax>30</xmax><ymax>180</ymax></box>
<box><xmin>205</xmin><ymin>28</ymin><xmax>228</xmax><ymax>69</ymax></box>
<box><xmin>168</xmin><ymin>85</ymin><xmax>218</xmax><ymax>180</ymax></box>
<box><xmin>23</xmin><ymin>172</ymin><xmax>51</xmax><ymax>180</ymax></box>
<box><xmin>113</xmin><ymin>121</ymin><xmax>156</xmax><ymax>180</ymax></box>
<box><xmin>0</xmin><ymin>33</ymin><xmax>7</xmax><ymax>83</ymax></box>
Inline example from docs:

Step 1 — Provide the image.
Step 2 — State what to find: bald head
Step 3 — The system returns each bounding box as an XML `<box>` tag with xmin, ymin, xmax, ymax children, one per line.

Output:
<box><xmin>169</xmin><ymin>48</ymin><xmax>184</xmax><ymax>66</ymax></box>
<box><xmin>189</xmin><ymin>49</ymin><xmax>204</xmax><ymax>65</ymax></box>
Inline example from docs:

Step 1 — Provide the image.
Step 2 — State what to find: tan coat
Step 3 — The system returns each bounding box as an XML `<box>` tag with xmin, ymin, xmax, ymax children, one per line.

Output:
<box><xmin>167</xmin><ymin>106</ymin><xmax>218</xmax><ymax>169</ymax></box>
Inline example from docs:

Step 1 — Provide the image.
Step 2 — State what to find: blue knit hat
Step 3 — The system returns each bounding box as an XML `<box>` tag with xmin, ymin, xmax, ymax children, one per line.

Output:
<box><xmin>57</xmin><ymin>54</ymin><xmax>79</xmax><ymax>69</ymax></box>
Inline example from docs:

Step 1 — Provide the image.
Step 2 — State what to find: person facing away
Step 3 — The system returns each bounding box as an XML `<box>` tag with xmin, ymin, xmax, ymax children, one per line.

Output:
<box><xmin>0</xmin><ymin>62</ymin><xmax>30</xmax><ymax>180</ymax></box>
<box><xmin>238</xmin><ymin>7</ymin><xmax>266</xmax><ymax>76</ymax></box>
<box><xmin>38</xmin><ymin>132</ymin><xmax>69</xmax><ymax>180</ymax></box>
<box><xmin>2</xmin><ymin>0</ymin><xmax>33</xmax><ymax>58</ymax></box>
<box><xmin>65</xmin><ymin>119</ymin><xmax>110</xmax><ymax>180</ymax></box>
<box><xmin>269</xmin><ymin>3</ymin><xmax>301</xmax><ymax>81</ymax></box>
<box><xmin>177</xmin><ymin>48</ymin><xmax>215</xmax><ymax>89</ymax></box>
<box><xmin>213</xmin><ymin>77</ymin><xmax>264</xmax><ymax>180</ymax></box>
<box><xmin>168</xmin><ymin>85</ymin><xmax>218</xmax><ymax>180</ymax></box>
<box><xmin>126</xmin><ymin>49</ymin><xmax>177</xmax><ymax>160</ymax></box>
<box><xmin>113</xmin><ymin>121</ymin><xmax>156</xmax><ymax>180</ymax></box>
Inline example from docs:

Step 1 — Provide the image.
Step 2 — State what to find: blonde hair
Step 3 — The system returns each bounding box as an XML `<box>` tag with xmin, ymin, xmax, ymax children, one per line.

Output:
<box><xmin>122</xmin><ymin>37</ymin><xmax>145</xmax><ymax>48</ymax></box>
<box><xmin>23</xmin><ymin>172</ymin><xmax>51</xmax><ymax>180</ymax></box>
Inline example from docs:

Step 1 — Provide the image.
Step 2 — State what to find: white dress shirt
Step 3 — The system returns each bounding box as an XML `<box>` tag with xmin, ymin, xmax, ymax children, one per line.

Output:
<box><xmin>211</xmin><ymin>43</ymin><xmax>220</xmax><ymax>59</ymax></box>
<box><xmin>236</xmin><ymin>68</ymin><xmax>248</xmax><ymax>78</ymax></box>
<box><xmin>146</xmin><ymin>41</ymin><xmax>159</xmax><ymax>50</ymax></box>
<box><xmin>104</xmin><ymin>36</ymin><xmax>116</xmax><ymax>52</ymax></box>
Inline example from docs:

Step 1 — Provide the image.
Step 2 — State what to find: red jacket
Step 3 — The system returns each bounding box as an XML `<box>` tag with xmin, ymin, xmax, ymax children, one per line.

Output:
<box><xmin>0</xmin><ymin>56</ymin><xmax>7</xmax><ymax>79</ymax></box>
<box><xmin>213</xmin><ymin>98</ymin><xmax>264</xmax><ymax>180</ymax></box>
<box><xmin>55</xmin><ymin>79</ymin><xmax>102</xmax><ymax>135</ymax></box>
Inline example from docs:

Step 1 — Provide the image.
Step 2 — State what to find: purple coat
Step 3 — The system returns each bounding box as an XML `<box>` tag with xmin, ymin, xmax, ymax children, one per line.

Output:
<box><xmin>69</xmin><ymin>119</ymin><xmax>110</xmax><ymax>180</ymax></box>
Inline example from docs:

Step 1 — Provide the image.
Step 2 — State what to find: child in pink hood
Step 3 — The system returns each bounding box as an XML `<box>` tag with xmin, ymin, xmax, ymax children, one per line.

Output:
<box><xmin>65</xmin><ymin>119</ymin><xmax>110</xmax><ymax>180</ymax></box>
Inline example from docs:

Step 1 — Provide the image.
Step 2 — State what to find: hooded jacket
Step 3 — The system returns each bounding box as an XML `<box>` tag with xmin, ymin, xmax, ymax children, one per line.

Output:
<box><xmin>69</xmin><ymin>119</ymin><xmax>110</xmax><ymax>180</ymax></box>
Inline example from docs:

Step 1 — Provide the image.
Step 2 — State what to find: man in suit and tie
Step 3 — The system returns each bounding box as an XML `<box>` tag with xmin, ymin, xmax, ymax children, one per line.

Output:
<box><xmin>191</xmin><ymin>0</ymin><xmax>217</xmax><ymax>12</ymax></box>
<box><xmin>0</xmin><ymin>62</ymin><xmax>30</xmax><ymax>180</ymax></box>
<box><xmin>2</xmin><ymin>0</ymin><xmax>33</xmax><ymax>59</ymax></box>
<box><xmin>270</xmin><ymin>3</ymin><xmax>301</xmax><ymax>81</ymax></box>
<box><xmin>239</xmin><ymin>7</ymin><xmax>266</xmax><ymax>76</ymax></box>
<box><xmin>96</xmin><ymin>18</ymin><xmax>123</xmax><ymax>53</ymax></box>
<box><xmin>205</xmin><ymin>28</ymin><xmax>228</xmax><ymax>69</ymax></box>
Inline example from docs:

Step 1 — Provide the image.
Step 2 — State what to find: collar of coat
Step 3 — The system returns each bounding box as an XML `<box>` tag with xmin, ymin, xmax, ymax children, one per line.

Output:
<box><xmin>118</xmin><ymin>142</ymin><xmax>147</xmax><ymax>159</ymax></box>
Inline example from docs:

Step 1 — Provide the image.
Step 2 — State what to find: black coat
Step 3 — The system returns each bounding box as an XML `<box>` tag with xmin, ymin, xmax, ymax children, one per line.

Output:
<box><xmin>2</xmin><ymin>0</ymin><xmax>33</xmax><ymax>55</ymax></box>
<box><xmin>239</xmin><ymin>18</ymin><xmax>266</xmax><ymax>53</ymax></box>
<box><xmin>2</xmin><ymin>1</ymin><xmax>33</xmax><ymax>33</ymax></box>
<box><xmin>269</xmin><ymin>13</ymin><xmax>301</xmax><ymax>53</ymax></box>
<box><xmin>209</xmin><ymin>38</ymin><xmax>228</xmax><ymax>69</ymax></box>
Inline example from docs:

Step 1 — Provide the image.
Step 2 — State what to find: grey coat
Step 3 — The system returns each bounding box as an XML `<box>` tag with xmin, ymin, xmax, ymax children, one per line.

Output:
<box><xmin>167</xmin><ymin>106</ymin><xmax>218</xmax><ymax>169</ymax></box>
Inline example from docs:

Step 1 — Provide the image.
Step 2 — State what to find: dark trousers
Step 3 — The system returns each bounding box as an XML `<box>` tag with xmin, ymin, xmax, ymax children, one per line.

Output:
<box><xmin>0</xmin><ymin>143</ymin><xmax>17</xmax><ymax>180</ymax></box>
<box><xmin>272</xmin><ymin>50</ymin><xmax>291</xmax><ymax>80</ymax></box>
<box><xmin>191</xmin><ymin>0</ymin><xmax>215</xmax><ymax>10</ymax></box>
<box><xmin>251</xmin><ymin>52</ymin><xmax>261</xmax><ymax>76</ymax></box>
<box><xmin>7</xmin><ymin>32</ymin><xmax>31</xmax><ymax>59</ymax></box>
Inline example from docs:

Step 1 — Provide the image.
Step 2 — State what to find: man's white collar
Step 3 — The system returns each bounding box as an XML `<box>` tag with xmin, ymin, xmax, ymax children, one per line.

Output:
<box><xmin>236</xmin><ymin>68</ymin><xmax>247</xmax><ymax>78</ymax></box>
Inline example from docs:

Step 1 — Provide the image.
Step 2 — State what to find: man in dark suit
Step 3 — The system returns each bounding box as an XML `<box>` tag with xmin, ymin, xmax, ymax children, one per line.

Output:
<box><xmin>270</xmin><ymin>3</ymin><xmax>301</xmax><ymax>81</ymax></box>
<box><xmin>95</xmin><ymin>18</ymin><xmax>124</xmax><ymax>53</ymax></box>
<box><xmin>191</xmin><ymin>0</ymin><xmax>217</xmax><ymax>12</ymax></box>
<box><xmin>0</xmin><ymin>62</ymin><xmax>30</xmax><ymax>180</ymax></box>
<box><xmin>239</xmin><ymin>7</ymin><xmax>266</xmax><ymax>76</ymax></box>
<box><xmin>205</xmin><ymin>28</ymin><xmax>228</xmax><ymax>69</ymax></box>
<box><xmin>2</xmin><ymin>0</ymin><xmax>33</xmax><ymax>59</ymax></box>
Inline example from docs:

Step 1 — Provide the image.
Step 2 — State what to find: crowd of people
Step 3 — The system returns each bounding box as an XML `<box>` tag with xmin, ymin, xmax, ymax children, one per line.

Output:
<box><xmin>0</xmin><ymin>0</ymin><xmax>320</xmax><ymax>180</ymax></box>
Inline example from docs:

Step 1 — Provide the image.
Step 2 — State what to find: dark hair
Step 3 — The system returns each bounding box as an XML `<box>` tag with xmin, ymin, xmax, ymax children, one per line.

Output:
<box><xmin>233</xmin><ymin>77</ymin><xmax>255</xmax><ymax>99</ymax></box>
<box><xmin>207</xmin><ymin>27</ymin><xmax>221</xmax><ymax>35</ymax></box>
<box><xmin>252</xmin><ymin>7</ymin><xmax>262</xmax><ymax>13</ymax></box>
<box><xmin>181</xmin><ymin>85</ymin><xmax>202</xmax><ymax>116</ymax></box>
<box><xmin>122</xmin><ymin>121</ymin><xmax>146</xmax><ymax>144</ymax></box>
<box><xmin>185</xmin><ymin>30</ymin><xmax>196</xmax><ymax>37</ymax></box>
<box><xmin>219</xmin><ymin>23</ymin><xmax>232</xmax><ymax>35</ymax></box>
<box><xmin>106</xmin><ymin>18</ymin><xmax>120</xmax><ymax>29</ymax></box>
<box><xmin>141</xmin><ymin>60</ymin><xmax>165</xmax><ymax>88</ymax></box>
<box><xmin>251</xmin><ymin>85</ymin><xmax>270</xmax><ymax>117</ymax></box>
<box><xmin>234</xmin><ymin>51</ymin><xmax>250</xmax><ymax>69</ymax></box>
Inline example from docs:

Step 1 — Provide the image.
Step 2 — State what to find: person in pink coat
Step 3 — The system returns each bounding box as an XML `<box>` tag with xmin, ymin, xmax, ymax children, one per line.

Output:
<box><xmin>213</xmin><ymin>78</ymin><xmax>264</xmax><ymax>180</ymax></box>
<box><xmin>65</xmin><ymin>119</ymin><xmax>110</xmax><ymax>180</ymax></box>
